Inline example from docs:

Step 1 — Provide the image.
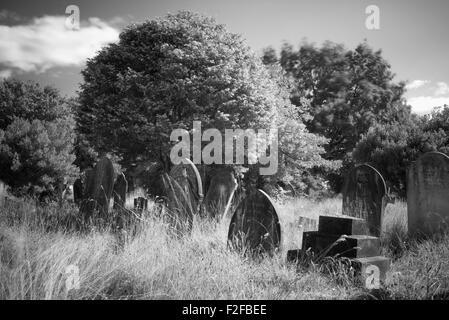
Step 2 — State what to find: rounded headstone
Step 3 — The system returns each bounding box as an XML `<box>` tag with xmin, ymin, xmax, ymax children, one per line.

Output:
<box><xmin>227</xmin><ymin>189</ymin><xmax>281</xmax><ymax>256</ymax></box>
<box><xmin>342</xmin><ymin>164</ymin><xmax>387</xmax><ymax>237</ymax></box>
<box><xmin>407</xmin><ymin>152</ymin><xmax>449</xmax><ymax>237</ymax></box>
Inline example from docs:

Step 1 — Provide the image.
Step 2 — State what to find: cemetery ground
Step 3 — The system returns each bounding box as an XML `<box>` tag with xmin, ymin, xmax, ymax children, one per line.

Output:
<box><xmin>1</xmin><ymin>197</ymin><xmax>449</xmax><ymax>300</ymax></box>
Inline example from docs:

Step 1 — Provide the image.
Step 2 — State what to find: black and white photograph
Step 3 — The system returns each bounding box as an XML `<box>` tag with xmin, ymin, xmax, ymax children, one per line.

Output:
<box><xmin>0</xmin><ymin>0</ymin><xmax>449</xmax><ymax>305</ymax></box>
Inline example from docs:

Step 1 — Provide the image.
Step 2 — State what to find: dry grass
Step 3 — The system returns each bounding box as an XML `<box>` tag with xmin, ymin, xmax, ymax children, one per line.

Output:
<box><xmin>1</xmin><ymin>195</ymin><xmax>449</xmax><ymax>300</ymax></box>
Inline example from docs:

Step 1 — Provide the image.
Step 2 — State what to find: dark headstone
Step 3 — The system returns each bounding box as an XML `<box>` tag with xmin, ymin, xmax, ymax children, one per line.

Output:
<box><xmin>133</xmin><ymin>197</ymin><xmax>148</xmax><ymax>213</ymax></box>
<box><xmin>81</xmin><ymin>157</ymin><xmax>116</xmax><ymax>219</ymax></box>
<box><xmin>113</xmin><ymin>172</ymin><xmax>128</xmax><ymax>210</ymax></box>
<box><xmin>73</xmin><ymin>178</ymin><xmax>83</xmax><ymax>206</ymax></box>
<box><xmin>228</xmin><ymin>189</ymin><xmax>281</xmax><ymax>257</ymax></box>
<box><xmin>342</xmin><ymin>164</ymin><xmax>387</xmax><ymax>237</ymax></box>
<box><xmin>203</xmin><ymin>167</ymin><xmax>237</xmax><ymax>219</ymax></box>
<box><xmin>407</xmin><ymin>152</ymin><xmax>449</xmax><ymax>237</ymax></box>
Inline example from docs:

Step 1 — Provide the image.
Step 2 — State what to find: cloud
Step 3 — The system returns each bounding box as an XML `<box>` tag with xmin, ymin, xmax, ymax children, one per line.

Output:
<box><xmin>0</xmin><ymin>9</ymin><xmax>23</xmax><ymax>23</ymax></box>
<box><xmin>435</xmin><ymin>82</ymin><xmax>449</xmax><ymax>96</ymax></box>
<box><xmin>405</xmin><ymin>80</ymin><xmax>430</xmax><ymax>90</ymax></box>
<box><xmin>407</xmin><ymin>96</ymin><xmax>449</xmax><ymax>114</ymax></box>
<box><xmin>0</xmin><ymin>69</ymin><xmax>12</xmax><ymax>79</ymax></box>
<box><xmin>0</xmin><ymin>15</ymin><xmax>119</xmax><ymax>73</ymax></box>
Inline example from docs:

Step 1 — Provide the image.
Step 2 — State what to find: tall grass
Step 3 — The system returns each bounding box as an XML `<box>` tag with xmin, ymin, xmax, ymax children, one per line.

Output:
<box><xmin>0</xmin><ymin>197</ymin><xmax>357</xmax><ymax>300</ymax></box>
<box><xmin>1</xmin><ymin>195</ymin><xmax>449</xmax><ymax>300</ymax></box>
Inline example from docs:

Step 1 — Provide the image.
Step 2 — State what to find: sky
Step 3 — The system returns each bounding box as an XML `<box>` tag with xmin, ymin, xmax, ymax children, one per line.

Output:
<box><xmin>0</xmin><ymin>0</ymin><xmax>448</xmax><ymax>114</ymax></box>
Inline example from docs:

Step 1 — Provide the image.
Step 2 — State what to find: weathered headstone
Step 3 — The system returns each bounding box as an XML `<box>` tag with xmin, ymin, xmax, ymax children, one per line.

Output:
<box><xmin>161</xmin><ymin>173</ymin><xmax>194</xmax><ymax>236</ymax></box>
<box><xmin>81</xmin><ymin>157</ymin><xmax>116</xmax><ymax>219</ymax></box>
<box><xmin>407</xmin><ymin>152</ymin><xmax>449</xmax><ymax>237</ymax></box>
<box><xmin>203</xmin><ymin>167</ymin><xmax>237</xmax><ymax>219</ymax></box>
<box><xmin>113</xmin><ymin>172</ymin><xmax>128</xmax><ymax>210</ymax></box>
<box><xmin>228</xmin><ymin>189</ymin><xmax>281</xmax><ymax>256</ymax></box>
<box><xmin>169</xmin><ymin>159</ymin><xmax>203</xmax><ymax>215</ymax></box>
<box><xmin>342</xmin><ymin>164</ymin><xmax>387</xmax><ymax>237</ymax></box>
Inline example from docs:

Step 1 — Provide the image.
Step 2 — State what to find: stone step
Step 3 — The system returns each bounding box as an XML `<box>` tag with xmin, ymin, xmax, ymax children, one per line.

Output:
<box><xmin>318</xmin><ymin>215</ymin><xmax>368</xmax><ymax>236</ymax></box>
<box><xmin>302</xmin><ymin>232</ymin><xmax>381</xmax><ymax>258</ymax></box>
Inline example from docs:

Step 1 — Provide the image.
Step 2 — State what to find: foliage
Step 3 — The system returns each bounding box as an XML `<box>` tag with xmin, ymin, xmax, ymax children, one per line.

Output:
<box><xmin>78</xmin><ymin>11</ymin><xmax>335</xmax><ymax>194</ymax></box>
<box><xmin>353</xmin><ymin>106</ymin><xmax>449</xmax><ymax>197</ymax></box>
<box><xmin>263</xmin><ymin>41</ymin><xmax>410</xmax><ymax>191</ymax></box>
<box><xmin>0</xmin><ymin>79</ymin><xmax>78</xmax><ymax>198</ymax></box>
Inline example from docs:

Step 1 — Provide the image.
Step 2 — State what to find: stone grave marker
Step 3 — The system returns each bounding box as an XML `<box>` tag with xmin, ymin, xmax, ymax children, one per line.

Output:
<box><xmin>134</xmin><ymin>197</ymin><xmax>148</xmax><ymax>213</ymax></box>
<box><xmin>81</xmin><ymin>157</ymin><xmax>116</xmax><ymax>219</ymax></box>
<box><xmin>161</xmin><ymin>173</ymin><xmax>194</xmax><ymax>236</ymax></box>
<box><xmin>203</xmin><ymin>167</ymin><xmax>237</xmax><ymax>219</ymax></box>
<box><xmin>342</xmin><ymin>164</ymin><xmax>387</xmax><ymax>237</ymax></box>
<box><xmin>407</xmin><ymin>152</ymin><xmax>449</xmax><ymax>237</ymax></box>
<box><xmin>73</xmin><ymin>178</ymin><xmax>83</xmax><ymax>206</ymax></box>
<box><xmin>170</xmin><ymin>159</ymin><xmax>203</xmax><ymax>215</ymax></box>
<box><xmin>227</xmin><ymin>189</ymin><xmax>281</xmax><ymax>257</ymax></box>
<box><xmin>302</xmin><ymin>215</ymin><xmax>390</xmax><ymax>289</ymax></box>
<box><xmin>113</xmin><ymin>172</ymin><xmax>128</xmax><ymax>210</ymax></box>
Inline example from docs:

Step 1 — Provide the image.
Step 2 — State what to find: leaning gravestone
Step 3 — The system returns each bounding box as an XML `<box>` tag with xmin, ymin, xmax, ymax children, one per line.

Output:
<box><xmin>81</xmin><ymin>157</ymin><xmax>116</xmax><ymax>219</ymax></box>
<box><xmin>342</xmin><ymin>164</ymin><xmax>387</xmax><ymax>237</ymax></box>
<box><xmin>203</xmin><ymin>167</ymin><xmax>237</xmax><ymax>219</ymax></box>
<box><xmin>407</xmin><ymin>152</ymin><xmax>449</xmax><ymax>237</ymax></box>
<box><xmin>228</xmin><ymin>189</ymin><xmax>281</xmax><ymax>257</ymax></box>
<box><xmin>113</xmin><ymin>172</ymin><xmax>128</xmax><ymax>210</ymax></box>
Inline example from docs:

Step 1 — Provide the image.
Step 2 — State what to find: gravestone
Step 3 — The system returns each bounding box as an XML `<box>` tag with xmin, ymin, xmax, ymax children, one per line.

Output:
<box><xmin>170</xmin><ymin>159</ymin><xmax>203</xmax><ymax>215</ymax></box>
<box><xmin>342</xmin><ymin>164</ymin><xmax>387</xmax><ymax>237</ymax></box>
<box><xmin>81</xmin><ymin>157</ymin><xmax>116</xmax><ymax>219</ymax></box>
<box><xmin>203</xmin><ymin>167</ymin><xmax>237</xmax><ymax>219</ymax></box>
<box><xmin>161</xmin><ymin>173</ymin><xmax>194</xmax><ymax>236</ymax></box>
<box><xmin>113</xmin><ymin>172</ymin><xmax>128</xmax><ymax>210</ymax></box>
<box><xmin>228</xmin><ymin>189</ymin><xmax>281</xmax><ymax>256</ymax></box>
<box><xmin>301</xmin><ymin>215</ymin><xmax>390</xmax><ymax>288</ymax></box>
<box><xmin>407</xmin><ymin>152</ymin><xmax>449</xmax><ymax>237</ymax></box>
<box><xmin>134</xmin><ymin>197</ymin><xmax>148</xmax><ymax>213</ymax></box>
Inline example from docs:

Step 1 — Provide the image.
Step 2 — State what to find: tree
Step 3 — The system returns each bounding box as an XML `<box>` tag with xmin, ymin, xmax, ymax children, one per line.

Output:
<box><xmin>353</xmin><ymin>106</ymin><xmax>449</xmax><ymax>197</ymax></box>
<box><xmin>263</xmin><ymin>41</ymin><xmax>409</xmax><ymax>191</ymax></box>
<box><xmin>77</xmin><ymin>11</ymin><xmax>336</xmax><ymax>194</ymax></box>
<box><xmin>0</xmin><ymin>79</ymin><xmax>78</xmax><ymax>198</ymax></box>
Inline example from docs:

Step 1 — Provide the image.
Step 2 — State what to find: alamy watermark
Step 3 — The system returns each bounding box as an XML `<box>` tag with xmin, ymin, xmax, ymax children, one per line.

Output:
<box><xmin>65</xmin><ymin>5</ymin><xmax>80</xmax><ymax>30</ymax></box>
<box><xmin>170</xmin><ymin>121</ymin><xmax>278</xmax><ymax>175</ymax></box>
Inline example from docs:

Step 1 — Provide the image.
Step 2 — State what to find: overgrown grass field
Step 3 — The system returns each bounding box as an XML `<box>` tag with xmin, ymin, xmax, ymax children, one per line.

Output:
<box><xmin>1</xmin><ymin>196</ymin><xmax>448</xmax><ymax>300</ymax></box>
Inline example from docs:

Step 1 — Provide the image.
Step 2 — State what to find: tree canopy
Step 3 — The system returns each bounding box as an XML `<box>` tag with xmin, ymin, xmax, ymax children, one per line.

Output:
<box><xmin>0</xmin><ymin>79</ymin><xmax>78</xmax><ymax>198</ymax></box>
<box><xmin>77</xmin><ymin>11</ymin><xmax>335</xmax><ymax>194</ymax></box>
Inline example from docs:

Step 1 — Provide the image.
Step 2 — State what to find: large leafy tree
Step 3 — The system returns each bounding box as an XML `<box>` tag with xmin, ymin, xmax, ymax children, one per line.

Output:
<box><xmin>263</xmin><ymin>41</ymin><xmax>409</xmax><ymax>191</ymax></box>
<box><xmin>0</xmin><ymin>79</ymin><xmax>78</xmax><ymax>198</ymax></box>
<box><xmin>77</xmin><ymin>11</ymin><xmax>335</xmax><ymax>193</ymax></box>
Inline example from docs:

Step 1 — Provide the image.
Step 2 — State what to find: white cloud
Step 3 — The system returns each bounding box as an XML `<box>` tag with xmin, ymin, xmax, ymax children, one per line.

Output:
<box><xmin>407</xmin><ymin>96</ymin><xmax>449</xmax><ymax>114</ymax></box>
<box><xmin>405</xmin><ymin>80</ymin><xmax>430</xmax><ymax>90</ymax></box>
<box><xmin>435</xmin><ymin>82</ymin><xmax>449</xmax><ymax>96</ymax></box>
<box><xmin>0</xmin><ymin>15</ymin><xmax>119</xmax><ymax>73</ymax></box>
<box><xmin>0</xmin><ymin>69</ymin><xmax>12</xmax><ymax>79</ymax></box>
